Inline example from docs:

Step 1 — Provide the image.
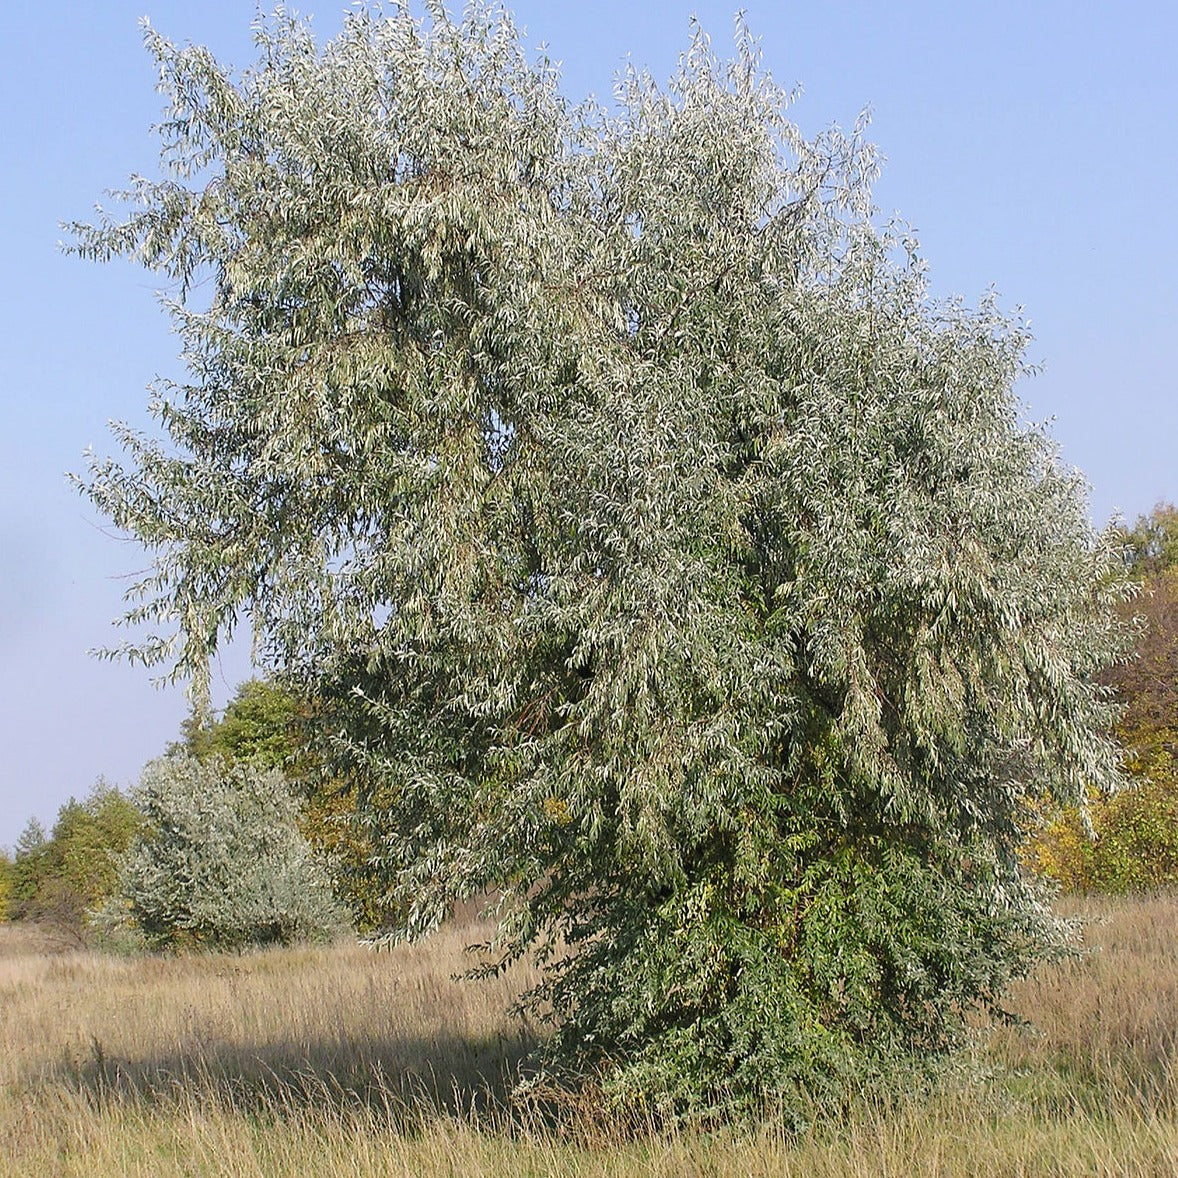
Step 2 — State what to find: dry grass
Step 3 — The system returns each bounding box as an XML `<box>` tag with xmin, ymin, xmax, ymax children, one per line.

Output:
<box><xmin>2</xmin><ymin>898</ymin><xmax>1178</xmax><ymax>1176</ymax></box>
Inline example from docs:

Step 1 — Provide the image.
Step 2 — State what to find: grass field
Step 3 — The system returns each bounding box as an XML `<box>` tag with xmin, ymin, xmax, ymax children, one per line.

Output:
<box><xmin>2</xmin><ymin>895</ymin><xmax>1177</xmax><ymax>1176</ymax></box>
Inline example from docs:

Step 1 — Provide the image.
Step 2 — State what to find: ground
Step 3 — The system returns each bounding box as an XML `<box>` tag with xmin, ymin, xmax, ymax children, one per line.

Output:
<box><xmin>2</xmin><ymin>895</ymin><xmax>1176</xmax><ymax>1176</ymax></box>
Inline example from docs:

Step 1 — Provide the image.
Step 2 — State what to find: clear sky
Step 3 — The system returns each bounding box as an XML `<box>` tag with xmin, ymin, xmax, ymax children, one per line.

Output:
<box><xmin>2</xmin><ymin>1</ymin><xmax>1175</xmax><ymax>847</ymax></box>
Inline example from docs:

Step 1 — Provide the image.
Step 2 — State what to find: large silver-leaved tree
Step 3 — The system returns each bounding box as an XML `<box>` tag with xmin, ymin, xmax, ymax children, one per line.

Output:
<box><xmin>72</xmin><ymin>3</ymin><xmax>1128</xmax><ymax>1120</ymax></box>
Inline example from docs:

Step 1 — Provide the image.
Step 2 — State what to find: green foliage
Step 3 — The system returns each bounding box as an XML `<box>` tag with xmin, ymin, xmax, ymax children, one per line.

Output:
<box><xmin>106</xmin><ymin>754</ymin><xmax>348</xmax><ymax>951</ymax></box>
<box><xmin>177</xmin><ymin>679</ymin><xmax>310</xmax><ymax>772</ymax></box>
<box><xmin>1027</xmin><ymin>776</ymin><xmax>1178</xmax><ymax>895</ymax></box>
<box><xmin>72</xmin><ymin>5</ymin><xmax>1128</xmax><ymax>1120</ymax></box>
<box><xmin>9</xmin><ymin>818</ymin><xmax>48</xmax><ymax>911</ymax></box>
<box><xmin>1116</xmin><ymin>502</ymin><xmax>1178</xmax><ymax>578</ymax></box>
<box><xmin>1088</xmin><ymin>775</ymin><xmax>1178</xmax><ymax>892</ymax></box>
<box><xmin>296</xmin><ymin>776</ymin><xmax>401</xmax><ymax>934</ymax></box>
<box><xmin>0</xmin><ymin>849</ymin><xmax>11</xmax><ymax>922</ymax></box>
<box><xmin>8</xmin><ymin>785</ymin><xmax>143</xmax><ymax>938</ymax></box>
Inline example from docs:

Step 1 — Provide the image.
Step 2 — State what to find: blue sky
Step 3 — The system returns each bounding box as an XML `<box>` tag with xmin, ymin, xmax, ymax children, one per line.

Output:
<box><xmin>2</xmin><ymin>1</ymin><xmax>1176</xmax><ymax>846</ymax></box>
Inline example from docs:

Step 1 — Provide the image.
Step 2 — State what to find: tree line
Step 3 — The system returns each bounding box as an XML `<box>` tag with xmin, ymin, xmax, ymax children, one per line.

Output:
<box><xmin>1</xmin><ymin>678</ymin><xmax>391</xmax><ymax>944</ymax></box>
<box><xmin>1025</xmin><ymin>503</ymin><xmax>1178</xmax><ymax>890</ymax></box>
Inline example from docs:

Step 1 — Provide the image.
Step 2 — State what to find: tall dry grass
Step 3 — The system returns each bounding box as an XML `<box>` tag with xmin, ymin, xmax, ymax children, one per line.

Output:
<box><xmin>2</xmin><ymin>897</ymin><xmax>1177</xmax><ymax>1176</ymax></box>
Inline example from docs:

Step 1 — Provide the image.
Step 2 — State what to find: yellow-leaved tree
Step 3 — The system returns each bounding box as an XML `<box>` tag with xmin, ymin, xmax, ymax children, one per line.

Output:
<box><xmin>1028</xmin><ymin>504</ymin><xmax>1178</xmax><ymax>890</ymax></box>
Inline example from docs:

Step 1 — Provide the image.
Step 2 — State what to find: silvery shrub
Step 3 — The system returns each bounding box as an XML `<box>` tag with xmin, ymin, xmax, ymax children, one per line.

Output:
<box><xmin>108</xmin><ymin>755</ymin><xmax>347</xmax><ymax>950</ymax></box>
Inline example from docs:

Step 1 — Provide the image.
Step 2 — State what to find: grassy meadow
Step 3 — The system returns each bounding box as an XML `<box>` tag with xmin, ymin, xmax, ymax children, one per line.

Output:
<box><xmin>2</xmin><ymin>896</ymin><xmax>1178</xmax><ymax>1176</ymax></box>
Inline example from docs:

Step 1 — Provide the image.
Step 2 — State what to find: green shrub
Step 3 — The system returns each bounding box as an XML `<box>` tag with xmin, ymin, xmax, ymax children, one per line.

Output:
<box><xmin>105</xmin><ymin>754</ymin><xmax>348</xmax><ymax>950</ymax></box>
<box><xmin>1027</xmin><ymin>777</ymin><xmax>1178</xmax><ymax>895</ymax></box>
<box><xmin>1087</xmin><ymin>775</ymin><xmax>1178</xmax><ymax>892</ymax></box>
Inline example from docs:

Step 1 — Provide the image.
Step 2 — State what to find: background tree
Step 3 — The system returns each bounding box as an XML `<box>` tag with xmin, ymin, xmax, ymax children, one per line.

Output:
<box><xmin>1117</xmin><ymin>502</ymin><xmax>1178</xmax><ymax>578</ymax></box>
<box><xmin>7</xmin><ymin>785</ymin><xmax>142</xmax><ymax>941</ymax></box>
<box><xmin>72</xmin><ymin>5</ymin><xmax>1128</xmax><ymax>1119</ymax></box>
<box><xmin>1029</xmin><ymin>503</ymin><xmax>1178</xmax><ymax>891</ymax></box>
<box><xmin>175</xmin><ymin>678</ymin><xmax>311</xmax><ymax>770</ymax></box>
<box><xmin>1106</xmin><ymin>514</ymin><xmax>1178</xmax><ymax>789</ymax></box>
<box><xmin>0</xmin><ymin>849</ymin><xmax>12</xmax><ymax>923</ymax></box>
<box><xmin>177</xmin><ymin>677</ymin><xmax>394</xmax><ymax>930</ymax></box>
<box><xmin>104</xmin><ymin>754</ymin><xmax>348</xmax><ymax>950</ymax></box>
<box><xmin>8</xmin><ymin>818</ymin><xmax>48</xmax><ymax>916</ymax></box>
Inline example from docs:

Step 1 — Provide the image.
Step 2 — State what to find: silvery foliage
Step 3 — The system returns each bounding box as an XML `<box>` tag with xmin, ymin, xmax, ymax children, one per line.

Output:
<box><xmin>109</xmin><ymin>755</ymin><xmax>348</xmax><ymax>949</ymax></box>
<box><xmin>72</xmin><ymin>2</ymin><xmax>1129</xmax><ymax>1115</ymax></box>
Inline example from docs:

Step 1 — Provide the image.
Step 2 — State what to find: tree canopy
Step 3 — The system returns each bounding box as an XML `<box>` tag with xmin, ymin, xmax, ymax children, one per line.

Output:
<box><xmin>1117</xmin><ymin>502</ymin><xmax>1178</xmax><ymax>579</ymax></box>
<box><xmin>176</xmin><ymin>678</ymin><xmax>311</xmax><ymax>772</ymax></box>
<box><xmin>72</xmin><ymin>3</ymin><xmax>1129</xmax><ymax>1120</ymax></box>
<box><xmin>1109</xmin><ymin>507</ymin><xmax>1178</xmax><ymax>750</ymax></box>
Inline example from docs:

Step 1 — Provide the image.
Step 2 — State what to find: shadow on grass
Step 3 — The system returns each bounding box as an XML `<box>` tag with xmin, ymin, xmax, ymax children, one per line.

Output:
<box><xmin>45</xmin><ymin>1022</ymin><xmax>544</xmax><ymax>1130</ymax></box>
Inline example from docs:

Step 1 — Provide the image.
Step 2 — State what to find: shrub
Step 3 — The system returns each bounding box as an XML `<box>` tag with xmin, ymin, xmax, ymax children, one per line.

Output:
<box><xmin>1029</xmin><ymin>776</ymin><xmax>1178</xmax><ymax>895</ymax></box>
<box><xmin>107</xmin><ymin>755</ymin><xmax>348</xmax><ymax>950</ymax></box>
<box><xmin>1088</xmin><ymin>775</ymin><xmax>1178</xmax><ymax>892</ymax></box>
<box><xmin>177</xmin><ymin>678</ymin><xmax>396</xmax><ymax>932</ymax></box>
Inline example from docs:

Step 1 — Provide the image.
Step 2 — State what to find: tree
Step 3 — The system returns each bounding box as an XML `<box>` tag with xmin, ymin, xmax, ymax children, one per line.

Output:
<box><xmin>1108</xmin><ymin>505</ymin><xmax>1178</xmax><ymax>737</ymax></box>
<box><xmin>1117</xmin><ymin>501</ymin><xmax>1178</xmax><ymax>577</ymax></box>
<box><xmin>1028</xmin><ymin>504</ymin><xmax>1178</xmax><ymax>892</ymax></box>
<box><xmin>1105</xmin><ymin>532</ymin><xmax>1178</xmax><ymax>790</ymax></box>
<box><xmin>0</xmin><ymin>850</ymin><xmax>12</xmax><ymax>923</ymax></box>
<box><xmin>105</xmin><ymin>754</ymin><xmax>348</xmax><ymax>950</ymax></box>
<box><xmin>7</xmin><ymin>786</ymin><xmax>142</xmax><ymax>939</ymax></box>
<box><xmin>71</xmin><ymin>5</ymin><xmax>1128</xmax><ymax>1119</ymax></box>
<box><xmin>9</xmin><ymin>818</ymin><xmax>48</xmax><ymax>914</ymax></box>
<box><xmin>175</xmin><ymin>677</ymin><xmax>311</xmax><ymax>771</ymax></box>
<box><xmin>177</xmin><ymin>677</ymin><xmax>395</xmax><ymax>930</ymax></box>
